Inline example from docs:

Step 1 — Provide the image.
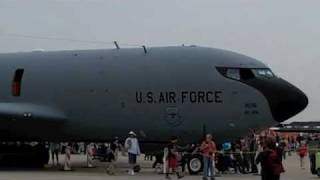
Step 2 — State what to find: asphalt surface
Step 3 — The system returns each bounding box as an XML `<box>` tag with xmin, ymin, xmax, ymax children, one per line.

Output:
<box><xmin>0</xmin><ymin>153</ymin><xmax>316</xmax><ymax>180</ymax></box>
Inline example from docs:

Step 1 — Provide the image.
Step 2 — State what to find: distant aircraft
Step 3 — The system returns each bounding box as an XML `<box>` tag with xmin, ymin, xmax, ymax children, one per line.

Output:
<box><xmin>0</xmin><ymin>46</ymin><xmax>308</xmax><ymax>169</ymax></box>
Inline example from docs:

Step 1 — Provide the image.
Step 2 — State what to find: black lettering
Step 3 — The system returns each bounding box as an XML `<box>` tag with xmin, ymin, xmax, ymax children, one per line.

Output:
<box><xmin>198</xmin><ymin>91</ymin><xmax>205</xmax><ymax>103</ymax></box>
<box><xmin>159</xmin><ymin>92</ymin><xmax>165</xmax><ymax>103</ymax></box>
<box><xmin>190</xmin><ymin>91</ymin><xmax>197</xmax><ymax>103</ymax></box>
<box><xmin>169</xmin><ymin>92</ymin><xmax>176</xmax><ymax>103</ymax></box>
<box><xmin>147</xmin><ymin>92</ymin><xmax>153</xmax><ymax>103</ymax></box>
<box><xmin>215</xmin><ymin>91</ymin><xmax>222</xmax><ymax>103</ymax></box>
<box><xmin>136</xmin><ymin>92</ymin><xmax>143</xmax><ymax>103</ymax></box>
<box><xmin>206</xmin><ymin>91</ymin><xmax>213</xmax><ymax>103</ymax></box>
<box><xmin>136</xmin><ymin>90</ymin><xmax>222</xmax><ymax>104</ymax></box>
<box><xmin>164</xmin><ymin>92</ymin><xmax>168</xmax><ymax>103</ymax></box>
<box><xmin>181</xmin><ymin>91</ymin><xmax>188</xmax><ymax>103</ymax></box>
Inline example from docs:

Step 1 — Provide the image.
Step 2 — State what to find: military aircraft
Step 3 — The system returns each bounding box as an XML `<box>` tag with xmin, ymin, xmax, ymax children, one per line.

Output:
<box><xmin>0</xmin><ymin>46</ymin><xmax>308</xmax><ymax>171</ymax></box>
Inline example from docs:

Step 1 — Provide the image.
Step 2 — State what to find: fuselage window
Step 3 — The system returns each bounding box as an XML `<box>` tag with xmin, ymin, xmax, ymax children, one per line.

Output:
<box><xmin>12</xmin><ymin>69</ymin><xmax>24</xmax><ymax>97</ymax></box>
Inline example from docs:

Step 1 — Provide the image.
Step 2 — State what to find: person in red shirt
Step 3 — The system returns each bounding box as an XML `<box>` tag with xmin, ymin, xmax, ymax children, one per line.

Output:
<box><xmin>297</xmin><ymin>141</ymin><xmax>308</xmax><ymax>169</ymax></box>
<box><xmin>200</xmin><ymin>134</ymin><xmax>217</xmax><ymax>180</ymax></box>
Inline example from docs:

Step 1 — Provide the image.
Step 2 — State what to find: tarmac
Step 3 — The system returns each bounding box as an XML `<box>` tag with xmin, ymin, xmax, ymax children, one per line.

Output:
<box><xmin>0</xmin><ymin>153</ymin><xmax>317</xmax><ymax>180</ymax></box>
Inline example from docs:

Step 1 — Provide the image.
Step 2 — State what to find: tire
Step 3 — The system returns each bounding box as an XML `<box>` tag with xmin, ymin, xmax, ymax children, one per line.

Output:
<box><xmin>187</xmin><ymin>154</ymin><xmax>203</xmax><ymax>175</ymax></box>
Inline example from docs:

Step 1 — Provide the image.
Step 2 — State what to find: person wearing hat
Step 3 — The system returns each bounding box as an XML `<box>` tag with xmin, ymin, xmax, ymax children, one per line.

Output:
<box><xmin>125</xmin><ymin>131</ymin><xmax>141</xmax><ymax>175</ymax></box>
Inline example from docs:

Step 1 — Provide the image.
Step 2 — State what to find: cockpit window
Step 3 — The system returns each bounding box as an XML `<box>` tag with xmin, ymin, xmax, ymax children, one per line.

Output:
<box><xmin>240</xmin><ymin>68</ymin><xmax>255</xmax><ymax>80</ymax></box>
<box><xmin>252</xmin><ymin>69</ymin><xmax>274</xmax><ymax>78</ymax></box>
<box><xmin>226</xmin><ymin>68</ymin><xmax>240</xmax><ymax>80</ymax></box>
<box><xmin>216</xmin><ymin>67</ymin><xmax>274</xmax><ymax>81</ymax></box>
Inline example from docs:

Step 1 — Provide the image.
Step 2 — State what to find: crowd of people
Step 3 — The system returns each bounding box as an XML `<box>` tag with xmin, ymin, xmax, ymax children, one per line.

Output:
<box><xmin>156</xmin><ymin>130</ymin><xmax>316</xmax><ymax>180</ymax></box>
<box><xmin>45</xmin><ymin>130</ymin><xmax>319</xmax><ymax>180</ymax></box>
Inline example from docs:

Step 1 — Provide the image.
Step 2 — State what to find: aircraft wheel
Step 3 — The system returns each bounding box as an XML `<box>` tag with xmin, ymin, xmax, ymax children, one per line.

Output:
<box><xmin>187</xmin><ymin>154</ymin><xmax>203</xmax><ymax>175</ymax></box>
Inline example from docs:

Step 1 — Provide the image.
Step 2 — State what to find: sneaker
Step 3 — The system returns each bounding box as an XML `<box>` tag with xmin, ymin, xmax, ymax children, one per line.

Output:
<box><xmin>165</xmin><ymin>175</ymin><xmax>172</xmax><ymax>179</ymax></box>
<box><xmin>128</xmin><ymin>170</ymin><xmax>134</xmax><ymax>175</ymax></box>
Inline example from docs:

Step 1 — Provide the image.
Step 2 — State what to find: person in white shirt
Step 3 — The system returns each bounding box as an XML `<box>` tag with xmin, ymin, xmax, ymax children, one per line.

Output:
<box><xmin>125</xmin><ymin>131</ymin><xmax>141</xmax><ymax>175</ymax></box>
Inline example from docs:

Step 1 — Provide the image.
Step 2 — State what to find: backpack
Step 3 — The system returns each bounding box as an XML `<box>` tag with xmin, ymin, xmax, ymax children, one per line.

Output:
<box><xmin>268</xmin><ymin>150</ymin><xmax>285</xmax><ymax>175</ymax></box>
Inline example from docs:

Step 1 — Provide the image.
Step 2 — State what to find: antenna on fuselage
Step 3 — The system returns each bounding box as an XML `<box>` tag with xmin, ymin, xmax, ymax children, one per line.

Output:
<box><xmin>114</xmin><ymin>41</ymin><xmax>120</xmax><ymax>49</ymax></box>
<box><xmin>142</xmin><ymin>45</ymin><xmax>147</xmax><ymax>54</ymax></box>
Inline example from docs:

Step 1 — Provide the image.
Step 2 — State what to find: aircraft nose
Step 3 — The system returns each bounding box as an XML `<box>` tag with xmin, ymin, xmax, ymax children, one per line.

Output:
<box><xmin>246</xmin><ymin>78</ymin><xmax>308</xmax><ymax>123</ymax></box>
<box><xmin>267</xmin><ymin>79</ymin><xmax>308</xmax><ymax>122</ymax></box>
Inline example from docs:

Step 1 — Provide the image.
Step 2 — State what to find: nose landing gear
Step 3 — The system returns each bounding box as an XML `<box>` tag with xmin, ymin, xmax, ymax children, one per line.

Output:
<box><xmin>185</xmin><ymin>154</ymin><xmax>203</xmax><ymax>175</ymax></box>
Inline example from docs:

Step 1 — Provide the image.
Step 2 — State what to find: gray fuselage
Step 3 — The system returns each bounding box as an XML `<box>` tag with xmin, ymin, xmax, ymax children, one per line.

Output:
<box><xmin>0</xmin><ymin>46</ymin><xmax>308</xmax><ymax>144</ymax></box>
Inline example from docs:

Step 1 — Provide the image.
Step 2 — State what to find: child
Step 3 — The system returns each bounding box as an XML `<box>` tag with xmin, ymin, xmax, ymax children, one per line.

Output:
<box><xmin>63</xmin><ymin>143</ymin><xmax>72</xmax><ymax>171</ymax></box>
<box><xmin>165</xmin><ymin>137</ymin><xmax>184</xmax><ymax>179</ymax></box>
<box><xmin>106</xmin><ymin>144</ymin><xmax>116</xmax><ymax>175</ymax></box>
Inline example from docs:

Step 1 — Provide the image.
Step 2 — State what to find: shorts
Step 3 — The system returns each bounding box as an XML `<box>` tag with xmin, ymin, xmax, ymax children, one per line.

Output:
<box><xmin>128</xmin><ymin>153</ymin><xmax>137</xmax><ymax>164</ymax></box>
